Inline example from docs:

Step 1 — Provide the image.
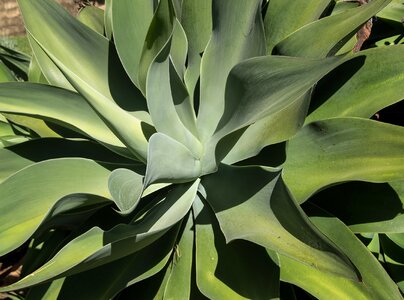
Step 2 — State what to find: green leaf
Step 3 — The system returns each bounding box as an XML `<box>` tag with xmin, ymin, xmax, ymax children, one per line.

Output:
<box><xmin>138</xmin><ymin>0</ymin><xmax>175</xmax><ymax>93</ymax></box>
<box><xmin>203</xmin><ymin>55</ymin><xmax>342</xmax><ymax>169</ymax></box>
<box><xmin>104</xmin><ymin>0</ymin><xmax>113</xmax><ymax>39</ymax></box>
<box><xmin>33</xmin><ymin>227</ymin><xmax>180</xmax><ymax>300</ymax></box>
<box><xmin>0</xmin><ymin>45</ymin><xmax>30</xmax><ymax>76</ymax></box>
<box><xmin>144</xmin><ymin>133</ymin><xmax>201</xmax><ymax>186</ymax></box>
<box><xmin>196</xmin><ymin>0</ymin><xmax>266</xmax><ymax>142</ymax></box>
<box><xmin>0</xmin><ymin>60</ymin><xmax>16</xmax><ymax>82</ymax></box>
<box><xmin>306</xmin><ymin>181</ymin><xmax>404</xmax><ymax>233</ymax></box>
<box><xmin>194</xmin><ymin>196</ymin><xmax>280</xmax><ymax>299</ymax></box>
<box><xmin>17</xmin><ymin>0</ymin><xmax>150</xmax><ymax>160</ymax></box>
<box><xmin>275</xmin><ymin>0</ymin><xmax>391</xmax><ymax>57</ymax></box>
<box><xmin>222</xmin><ymin>95</ymin><xmax>309</xmax><ymax>164</ymax></box>
<box><xmin>112</xmin><ymin>0</ymin><xmax>154</xmax><ymax>87</ymax></box>
<box><xmin>28</xmin><ymin>54</ymin><xmax>48</xmax><ymax>84</ymax></box>
<box><xmin>280</xmin><ymin>217</ymin><xmax>402</xmax><ymax>300</ymax></box>
<box><xmin>77</xmin><ymin>6</ymin><xmax>105</xmax><ymax>35</ymax></box>
<box><xmin>160</xmin><ymin>213</ymin><xmax>193</xmax><ymax>300</ymax></box>
<box><xmin>201</xmin><ymin>164</ymin><xmax>358</xmax><ymax>281</ymax></box>
<box><xmin>214</xmin><ymin>55</ymin><xmax>342</xmax><ymax>138</ymax></box>
<box><xmin>0</xmin><ymin>148</ymin><xmax>32</xmax><ymax>182</ymax></box>
<box><xmin>264</xmin><ymin>0</ymin><xmax>333</xmax><ymax>53</ymax></box>
<box><xmin>377</xmin><ymin>0</ymin><xmax>404</xmax><ymax>24</ymax></box>
<box><xmin>0</xmin><ymin>82</ymin><xmax>127</xmax><ymax>153</ymax></box>
<box><xmin>170</xmin><ymin>19</ymin><xmax>188</xmax><ymax>79</ymax></box>
<box><xmin>308</xmin><ymin>45</ymin><xmax>404</xmax><ymax>122</ymax></box>
<box><xmin>108</xmin><ymin>168</ymin><xmax>144</xmax><ymax>214</ymax></box>
<box><xmin>283</xmin><ymin>118</ymin><xmax>404</xmax><ymax>203</ymax></box>
<box><xmin>146</xmin><ymin>41</ymin><xmax>200</xmax><ymax>152</ymax></box>
<box><xmin>0</xmin><ymin>158</ymin><xmax>111</xmax><ymax>256</ymax></box>
<box><xmin>180</xmin><ymin>0</ymin><xmax>212</xmax><ymax>105</ymax></box>
<box><xmin>0</xmin><ymin>180</ymin><xmax>199</xmax><ymax>292</ymax></box>
<box><xmin>144</xmin><ymin>213</ymin><xmax>194</xmax><ymax>300</ymax></box>
<box><xmin>27</xmin><ymin>35</ymin><xmax>75</xmax><ymax>90</ymax></box>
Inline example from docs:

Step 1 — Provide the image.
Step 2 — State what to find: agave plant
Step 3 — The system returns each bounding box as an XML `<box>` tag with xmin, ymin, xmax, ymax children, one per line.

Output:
<box><xmin>0</xmin><ymin>0</ymin><xmax>404</xmax><ymax>299</ymax></box>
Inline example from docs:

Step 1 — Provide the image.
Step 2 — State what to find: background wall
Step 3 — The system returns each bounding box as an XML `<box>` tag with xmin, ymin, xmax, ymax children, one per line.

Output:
<box><xmin>0</xmin><ymin>0</ymin><xmax>104</xmax><ymax>37</ymax></box>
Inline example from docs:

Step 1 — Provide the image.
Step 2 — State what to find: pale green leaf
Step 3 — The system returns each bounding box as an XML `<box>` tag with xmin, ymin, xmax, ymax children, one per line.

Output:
<box><xmin>146</xmin><ymin>42</ymin><xmax>200</xmax><ymax>153</ymax></box>
<box><xmin>0</xmin><ymin>158</ymin><xmax>111</xmax><ymax>256</ymax></box>
<box><xmin>108</xmin><ymin>168</ymin><xmax>144</xmax><ymax>214</ymax></box>
<box><xmin>17</xmin><ymin>0</ymin><xmax>150</xmax><ymax>160</ymax></box>
<box><xmin>144</xmin><ymin>133</ymin><xmax>201</xmax><ymax>186</ymax></box>
<box><xmin>112</xmin><ymin>0</ymin><xmax>154</xmax><ymax>87</ymax></box>
<box><xmin>181</xmin><ymin>0</ymin><xmax>212</xmax><ymax>105</ymax></box>
<box><xmin>196</xmin><ymin>0</ymin><xmax>266</xmax><ymax>142</ymax></box>
<box><xmin>138</xmin><ymin>0</ymin><xmax>175</xmax><ymax>93</ymax></box>
<box><xmin>0</xmin><ymin>82</ymin><xmax>126</xmax><ymax>152</ymax></box>
<box><xmin>77</xmin><ymin>6</ymin><xmax>105</xmax><ymax>35</ymax></box>
<box><xmin>0</xmin><ymin>180</ymin><xmax>199</xmax><ymax>292</ymax></box>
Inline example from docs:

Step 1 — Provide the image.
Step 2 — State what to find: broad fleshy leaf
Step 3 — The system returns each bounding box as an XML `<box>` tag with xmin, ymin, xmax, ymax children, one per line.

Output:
<box><xmin>108</xmin><ymin>168</ymin><xmax>144</xmax><ymax>214</ymax></box>
<box><xmin>194</xmin><ymin>196</ymin><xmax>280</xmax><ymax>299</ymax></box>
<box><xmin>0</xmin><ymin>180</ymin><xmax>199</xmax><ymax>292</ymax></box>
<box><xmin>201</xmin><ymin>164</ymin><xmax>358</xmax><ymax>281</ymax></box>
<box><xmin>18</xmin><ymin>0</ymin><xmax>150</xmax><ymax>160</ymax></box>
<box><xmin>112</xmin><ymin>0</ymin><xmax>154</xmax><ymax>87</ymax></box>
<box><xmin>77</xmin><ymin>6</ymin><xmax>105</xmax><ymax>35</ymax></box>
<box><xmin>196</xmin><ymin>0</ymin><xmax>266</xmax><ymax>142</ymax></box>
<box><xmin>0</xmin><ymin>158</ymin><xmax>111</xmax><ymax>256</ymax></box>
<box><xmin>280</xmin><ymin>217</ymin><xmax>402</xmax><ymax>300</ymax></box>
<box><xmin>275</xmin><ymin>0</ymin><xmax>391</xmax><ymax>57</ymax></box>
<box><xmin>283</xmin><ymin>118</ymin><xmax>404</xmax><ymax>203</ymax></box>
<box><xmin>264</xmin><ymin>0</ymin><xmax>333</xmax><ymax>53</ymax></box>
<box><xmin>0</xmin><ymin>82</ymin><xmax>127</xmax><ymax>152</ymax></box>
<box><xmin>144</xmin><ymin>133</ymin><xmax>201</xmax><ymax>186</ymax></box>
<box><xmin>308</xmin><ymin>45</ymin><xmax>404</xmax><ymax>122</ymax></box>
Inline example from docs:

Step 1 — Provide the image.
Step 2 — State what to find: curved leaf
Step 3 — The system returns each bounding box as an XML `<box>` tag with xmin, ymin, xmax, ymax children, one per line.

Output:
<box><xmin>17</xmin><ymin>0</ymin><xmax>150</xmax><ymax>160</ymax></box>
<box><xmin>0</xmin><ymin>158</ymin><xmax>111</xmax><ymax>256</ymax></box>
<box><xmin>196</xmin><ymin>0</ymin><xmax>266</xmax><ymax>142</ymax></box>
<box><xmin>112</xmin><ymin>0</ymin><xmax>154</xmax><ymax>87</ymax></box>
<box><xmin>181</xmin><ymin>0</ymin><xmax>212</xmax><ymax>105</ymax></box>
<box><xmin>0</xmin><ymin>82</ymin><xmax>126</xmax><ymax>151</ymax></box>
<box><xmin>144</xmin><ymin>133</ymin><xmax>201</xmax><ymax>186</ymax></box>
<box><xmin>214</xmin><ymin>55</ymin><xmax>342</xmax><ymax>138</ymax></box>
<box><xmin>201</xmin><ymin>164</ymin><xmax>358</xmax><ymax>281</ymax></box>
<box><xmin>264</xmin><ymin>0</ymin><xmax>333</xmax><ymax>53</ymax></box>
<box><xmin>0</xmin><ymin>180</ymin><xmax>199</xmax><ymax>292</ymax></box>
<box><xmin>138</xmin><ymin>0</ymin><xmax>175</xmax><ymax>93</ymax></box>
<box><xmin>308</xmin><ymin>45</ymin><xmax>404</xmax><ymax>122</ymax></box>
<box><xmin>307</xmin><ymin>181</ymin><xmax>404</xmax><ymax>233</ymax></box>
<box><xmin>283</xmin><ymin>118</ymin><xmax>404</xmax><ymax>203</ymax></box>
<box><xmin>108</xmin><ymin>168</ymin><xmax>144</xmax><ymax>214</ymax></box>
<box><xmin>77</xmin><ymin>6</ymin><xmax>105</xmax><ymax>35</ymax></box>
<box><xmin>280</xmin><ymin>217</ymin><xmax>402</xmax><ymax>300</ymax></box>
<box><xmin>275</xmin><ymin>0</ymin><xmax>391</xmax><ymax>57</ymax></box>
<box><xmin>194</xmin><ymin>196</ymin><xmax>279</xmax><ymax>300</ymax></box>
